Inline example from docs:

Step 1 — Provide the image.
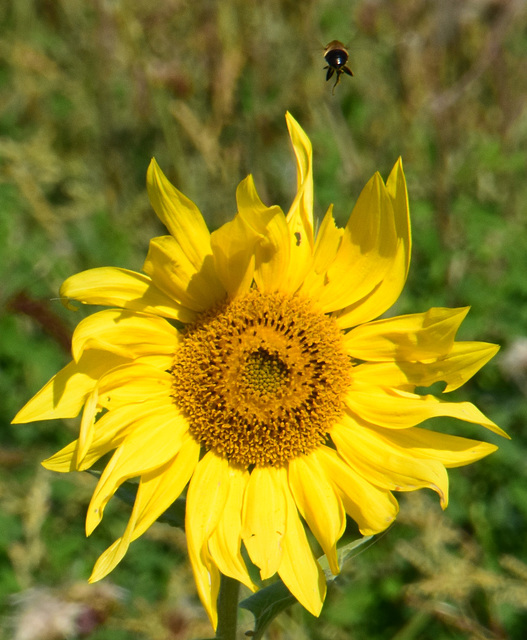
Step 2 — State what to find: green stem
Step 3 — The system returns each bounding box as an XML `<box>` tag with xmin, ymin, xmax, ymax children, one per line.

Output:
<box><xmin>215</xmin><ymin>574</ymin><xmax>240</xmax><ymax>640</ymax></box>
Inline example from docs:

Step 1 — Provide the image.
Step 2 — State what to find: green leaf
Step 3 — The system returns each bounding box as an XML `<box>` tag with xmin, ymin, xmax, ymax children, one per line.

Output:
<box><xmin>239</xmin><ymin>580</ymin><xmax>296</xmax><ymax>640</ymax></box>
<box><xmin>157</xmin><ymin>497</ymin><xmax>186</xmax><ymax>529</ymax></box>
<box><xmin>240</xmin><ymin>535</ymin><xmax>374</xmax><ymax>638</ymax></box>
<box><xmin>415</xmin><ymin>380</ymin><xmax>447</xmax><ymax>396</ymax></box>
<box><xmin>318</xmin><ymin>535</ymin><xmax>374</xmax><ymax>581</ymax></box>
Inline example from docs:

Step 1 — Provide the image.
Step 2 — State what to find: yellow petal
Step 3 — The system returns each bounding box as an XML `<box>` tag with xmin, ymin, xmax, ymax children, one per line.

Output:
<box><xmin>235</xmin><ymin>179</ymin><xmax>290</xmax><ymax>294</ymax></box>
<box><xmin>60</xmin><ymin>267</ymin><xmax>196</xmax><ymax>323</ymax></box>
<box><xmin>12</xmin><ymin>350</ymin><xmax>127</xmax><ymax>424</ymax></box>
<box><xmin>285</xmin><ymin>112</ymin><xmax>314</xmax><ymax>237</ymax></box>
<box><xmin>129</xmin><ymin>432</ymin><xmax>199</xmax><ymax>538</ymax></box>
<box><xmin>143</xmin><ymin>236</ymin><xmax>225</xmax><ymax>311</ymax></box>
<box><xmin>317</xmin><ymin>445</ymin><xmax>398</xmax><ymax>535</ymax></box>
<box><xmin>277</xmin><ymin>480</ymin><xmax>326</xmax><ymax>617</ymax></box>
<box><xmin>254</xmin><ymin>223</ymin><xmax>291</xmax><ymax>293</ymax></box>
<box><xmin>311</xmin><ymin>205</ymin><xmax>343</xmax><ymax>274</ymax></box>
<box><xmin>352</xmin><ymin>341</ymin><xmax>500</xmax><ymax>393</ymax></box>
<box><xmin>332</xmin><ymin>418</ymin><xmax>450</xmax><ymax>507</ymax></box>
<box><xmin>344</xmin><ymin>383</ymin><xmax>507</xmax><ymax>437</ymax></box>
<box><xmin>208</xmin><ymin>466</ymin><xmax>256</xmax><ymax>591</ymax></box>
<box><xmin>42</xmin><ymin>441</ymin><xmax>81</xmax><ymax>472</ymax></box>
<box><xmin>210</xmin><ymin>185</ymin><xmax>257</xmax><ymax>297</ymax></box>
<box><xmin>147</xmin><ymin>158</ymin><xmax>213</xmax><ymax>271</ymax></box>
<box><xmin>42</xmin><ymin>402</ymin><xmax>150</xmax><ymax>472</ymax></box>
<box><xmin>335</xmin><ymin>158</ymin><xmax>411</xmax><ymax>328</ymax></box>
<box><xmin>241</xmin><ymin>465</ymin><xmax>287</xmax><ymax>580</ymax></box>
<box><xmin>432</xmin><ymin>341</ymin><xmax>500</xmax><ymax>392</ymax></box>
<box><xmin>319</xmin><ymin>172</ymin><xmax>398</xmax><ymax>313</ymax></box>
<box><xmin>95</xmin><ymin>363</ymin><xmax>172</xmax><ymax>411</ymax></box>
<box><xmin>71</xmin><ymin>309</ymin><xmax>180</xmax><ymax>363</ymax></box>
<box><xmin>343</xmin><ymin>307</ymin><xmax>469</xmax><ymax>361</ymax></box>
<box><xmin>88</xmin><ymin>539</ymin><xmax>126</xmax><ymax>585</ymax></box>
<box><xmin>76</xmin><ymin>387</ymin><xmax>99</xmax><ymax>467</ymax></box>
<box><xmin>186</xmin><ymin>452</ymin><xmax>230</xmax><ymax>630</ymax></box>
<box><xmin>288</xmin><ymin>452</ymin><xmax>345</xmax><ymax>575</ymax></box>
<box><xmin>89</xmin><ymin>433</ymin><xmax>200</xmax><ymax>582</ymax></box>
<box><xmin>284</xmin><ymin>112</ymin><xmax>315</xmax><ymax>290</ymax></box>
<box><xmin>86</xmin><ymin>409</ymin><xmax>189</xmax><ymax>534</ymax></box>
<box><xmin>300</xmin><ymin>205</ymin><xmax>344</xmax><ymax>298</ymax></box>
<box><xmin>236</xmin><ymin>172</ymin><xmax>272</xmax><ymax>216</ymax></box>
<box><xmin>386</xmin><ymin>157</ymin><xmax>411</xmax><ymax>282</ymax></box>
<box><xmin>365</xmin><ymin>425</ymin><xmax>498</xmax><ymax>468</ymax></box>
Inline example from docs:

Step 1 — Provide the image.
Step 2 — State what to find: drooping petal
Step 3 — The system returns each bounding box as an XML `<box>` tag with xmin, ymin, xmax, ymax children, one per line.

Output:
<box><xmin>332</xmin><ymin>417</ymin><xmax>450</xmax><ymax>507</ymax></box>
<box><xmin>12</xmin><ymin>350</ymin><xmax>128</xmax><ymax>423</ymax></box>
<box><xmin>143</xmin><ymin>236</ymin><xmax>226</xmax><ymax>311</ymax></box>
<box><xmin>208</xmin><ymin>465</ymin><xmax>255</xmax><ymax>591</ymax></box>
<box><xmin>277</xmin><ymin>479</ymin><xmax>326</xmax><ymax>617</ymax></box>
<box><xmin>288</xmin><ymin>451</ymin><xmax>345</xmax><ymax>575</ymax></box>
<box><xmin>70</xmin><ymin>309</ymin><xmax>180</xmax><ymax>363</ymax></box>
<box><xmin>318</xmin><ymin>172</ymin><xmax>398</xmax><ymax>313</ymax></box>
<box><xmin>352</xmin><ymin>341</ymin><xmax>501</xmax><ymax>393</ymax></box>
<box><xmin>146</xmin><ymin>159</ymin><xmax>213</xmax><ymax>271</ymax></box>
<box><xmin>88</xmin><ymin>495</ymin><xmax>142</xmax><ymax>585</ymax></box>
<box><xmin>241</xmin><ymin>465</ymin><xmax>287</xmax><ymax>580</ymax></box>
<box><xmin>60</xmin><ymin>267</ymin><xmax>196</xmax><ymax>323</ymax></box>
<box><xmin>89</xmin><ymin>432</ymin><xmax>200</xmax><ymax>582</ymax></box>
<box><xmin>344</xmin><ymin>383</ymin><xmax>507</xmax><ymax>437</ymax></box>
<box><xmin>317</xmin><ymin>445</ymin><xmax>398</xmax><ymax>535</ymax></box>
<box><xmin>186</xmin><ymin>451</ymin><xmax>230</xmax><ymax>630</ymax></box>
<box><xmin>335</xmin><ymin>158</ymin><xmax>411</xmax><ymax>328</ymax></box>
<box><xmin>343</xmin><ymin>307</ymin><xmax>469</xmax><ymax>361</ymax></box>
<box><xmin>86</xmin><ymin>408</ymin><xmax>189</xmax><ymax>534</ymax></box>
<box><xmin>127</xmin><ymin>432</ymin><xmax>199</xmax><ymax>536</ymax></box>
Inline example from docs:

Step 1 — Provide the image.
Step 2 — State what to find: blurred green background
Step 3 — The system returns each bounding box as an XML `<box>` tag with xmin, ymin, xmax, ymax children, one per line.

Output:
<box><xmin>2</xmin><ymin>0</ymin><xmax>527</xmax><ymax>638</ymax></box>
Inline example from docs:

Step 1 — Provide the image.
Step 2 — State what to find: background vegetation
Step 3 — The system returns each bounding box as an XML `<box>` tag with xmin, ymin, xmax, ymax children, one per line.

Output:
<box><xmin>2</xmin><ymin>0</ymin><xmax>527</xmax><ymax>638</ymax></box>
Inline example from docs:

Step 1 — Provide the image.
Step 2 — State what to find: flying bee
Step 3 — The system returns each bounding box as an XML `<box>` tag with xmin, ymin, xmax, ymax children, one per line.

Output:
<box><xmin>324</xmin><ymin>40</ymin><xmax>353</xmax><ymax>93</ymax></box>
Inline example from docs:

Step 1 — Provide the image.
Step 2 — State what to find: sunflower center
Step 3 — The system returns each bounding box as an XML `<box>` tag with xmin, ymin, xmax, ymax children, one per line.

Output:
<box><xmin>171</xmin><ymin>289</ymin><xmax>351</xmax><ymax>467</ymax></box>
<box><xmin>243</xmin><ymin>348</ymin><xmax>289</xmax><ymax>395</ymax></box>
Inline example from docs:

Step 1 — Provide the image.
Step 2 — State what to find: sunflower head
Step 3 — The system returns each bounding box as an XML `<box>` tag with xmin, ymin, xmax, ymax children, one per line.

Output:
<box><xmin>13</xmin><ymin>113</ymin><xmax>505</xmax><ymax>630</ymax></box>
<box><xmin>171</xmin><ymin>289</ymin><xmax>352</xmax><ymax>467</ymax></box>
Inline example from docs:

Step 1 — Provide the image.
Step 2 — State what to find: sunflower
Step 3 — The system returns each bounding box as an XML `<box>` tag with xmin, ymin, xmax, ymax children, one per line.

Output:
<box><xmin>13</xmin><ymin>113</ymin><xmax>505</xmax><ymax>629</ymax></box>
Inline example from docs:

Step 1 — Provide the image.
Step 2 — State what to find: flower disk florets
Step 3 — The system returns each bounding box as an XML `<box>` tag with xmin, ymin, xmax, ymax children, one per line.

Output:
<box><xmin>171</xmin><ymin>289</ymin><xmax>352</xmax><ymax>467</ymax></box>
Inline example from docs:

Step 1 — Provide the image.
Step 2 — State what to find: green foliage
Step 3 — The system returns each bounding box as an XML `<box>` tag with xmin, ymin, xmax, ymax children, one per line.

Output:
<box><xmin>2</xmin><ymin>0</ymin><xmax>527</xmax><ymax>638</ymax></box>
<box><xmin>239</xmin><ymin>537</ymin><xmax>374</xmax><ymax>639</ymax></box>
